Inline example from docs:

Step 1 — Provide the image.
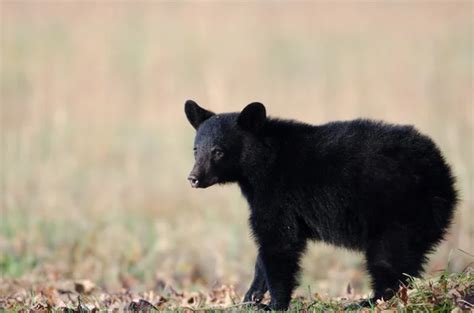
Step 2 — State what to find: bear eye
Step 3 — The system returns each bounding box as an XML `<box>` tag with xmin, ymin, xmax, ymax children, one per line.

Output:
<box><xmin>193</xmin><ymin>147</ymin><xmax>197</xmax><ymax>156</ymax></box>
<box><xmin>213</xmin><ymin>149</ymin><xmax>224</xmax><ymax>159</ymax></box>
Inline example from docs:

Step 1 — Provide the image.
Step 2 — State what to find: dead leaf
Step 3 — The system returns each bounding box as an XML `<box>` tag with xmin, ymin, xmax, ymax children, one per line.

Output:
<box><xmin>182</xmin><ymin>291</ymin><xmax>201</xmax><ymax>308</ymax></box>
<box><xmin>128</xmin><ymin>299</ymin><xmax>159</xmax><ymax>312</ymax></box>
<box><xmin>74</xmin><ymin>280</ymin><xmax>96</xmax><ymax>294</ymax></box>
<box><xmin>398</xmin><ymin>285</ymin><xmax>408</xmax><ymax>305</ymax></box>
<box><xmin>346</xmin><ymin>282</ymin><xmax>352</xmax><ymax>295</ymax></box>
<box><xmin>158</xmin><ymin>295</ymin><xmax>168</xmax><ymax>304</ymax></box>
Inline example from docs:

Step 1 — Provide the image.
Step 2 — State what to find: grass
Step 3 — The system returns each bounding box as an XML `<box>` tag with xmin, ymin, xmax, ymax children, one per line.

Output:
<box><xmin>1</xmin><ymin>1</ymin><xmax>473</xmax><ymax>309</ymax></box>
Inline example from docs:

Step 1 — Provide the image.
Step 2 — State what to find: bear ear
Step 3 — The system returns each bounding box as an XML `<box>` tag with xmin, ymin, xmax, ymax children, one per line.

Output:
<box><xmin>184</xmin><ymin>100</ymin><xmax>215</xmax><ymax>130</ymax></box>
<box><xmin>237</xmin><ymin>102</ymin><xmax>266</xmax><ymax>133</ymax></box>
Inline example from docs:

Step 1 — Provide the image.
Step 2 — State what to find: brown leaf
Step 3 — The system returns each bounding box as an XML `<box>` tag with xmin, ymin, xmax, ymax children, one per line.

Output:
<box><xmin>206</xmin><ymin>285</ymin><xmax>238</xmax><ymax>307</ymax></box>
<box><xmin>346</xmin><ymin>282</ymin><xmax>352</xmax><ymax>295</ymax></box>
<box><xmin>31</xmin><ymin>301</ymin><xmax>49</xmax><ymax>311</ymax></box>
<box><xmin>74</xmin><ymin>280</ymin><xmax>96</xmax><ymax>295</ymax></box>
<box><xmin>128</xmin><ymin>299</ymin><xmax>159</xmax><ymax>312</ymax></box>
<box><xmin>398</xmin><ymin>285</ymin><xmax>408</xmax><ymax>305</ymax></box>
<box><xmin>182</xmin><ymin>292</ymin><xmax>201</xmax><ymax>308</ymax></box>
<box><xmin>153</xmin><ymin>295</ymin><xmax>168</xmax><ymax>308</ymax></box>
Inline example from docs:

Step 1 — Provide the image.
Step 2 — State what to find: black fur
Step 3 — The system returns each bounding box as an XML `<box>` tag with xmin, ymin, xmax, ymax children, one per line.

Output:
<box><xmin>184</xmin><ymin>100</ymin><xmax>457</xmax><ymax>310</ymax></box>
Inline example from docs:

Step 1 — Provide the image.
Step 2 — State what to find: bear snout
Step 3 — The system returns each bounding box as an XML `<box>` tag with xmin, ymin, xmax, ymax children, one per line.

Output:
<box><xmin>187</xmin><ymin>175</ymin><xmax>200</xmax><ymax>188</ymax></box>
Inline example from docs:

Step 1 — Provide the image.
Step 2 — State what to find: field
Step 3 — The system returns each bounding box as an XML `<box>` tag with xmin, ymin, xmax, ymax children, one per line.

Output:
<box><xmin>1</xmin><ymin>1</ymin><xmax>473</xmax><ymax>311</ymax></box>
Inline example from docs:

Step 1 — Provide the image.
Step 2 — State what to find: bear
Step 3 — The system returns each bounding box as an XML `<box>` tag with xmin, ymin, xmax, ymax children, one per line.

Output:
<box><xmin>184</xmin><ymin>100</ymin><xmax>457</xmax><ymax>310</ymax></box>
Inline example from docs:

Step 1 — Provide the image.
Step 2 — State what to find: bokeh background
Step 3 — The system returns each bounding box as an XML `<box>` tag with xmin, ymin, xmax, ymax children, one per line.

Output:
<box><xmin>1</xmin><ymin>1</ymin><xmax>473</xmax><ymax>298</ymax></box>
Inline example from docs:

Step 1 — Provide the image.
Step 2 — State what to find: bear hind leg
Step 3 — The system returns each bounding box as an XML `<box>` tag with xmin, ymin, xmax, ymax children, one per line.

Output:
<box><xmin>365</xmin><ymin>228</ymin><xmax>427</xmax><ymax>303</ymax></box>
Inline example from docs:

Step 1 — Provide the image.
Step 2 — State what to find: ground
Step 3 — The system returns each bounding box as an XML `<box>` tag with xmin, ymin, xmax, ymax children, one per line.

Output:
<box><xmin>1</xmin><ymin>268</ymin><xmax>472</xmax><ymax>312</ymax></box>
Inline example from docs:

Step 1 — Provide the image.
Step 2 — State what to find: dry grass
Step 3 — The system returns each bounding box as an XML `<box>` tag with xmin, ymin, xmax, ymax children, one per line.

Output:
<box><xmin>1</xmin><ymin>0</ymin><xmax>473</xmax><ymax>304</ymax></box>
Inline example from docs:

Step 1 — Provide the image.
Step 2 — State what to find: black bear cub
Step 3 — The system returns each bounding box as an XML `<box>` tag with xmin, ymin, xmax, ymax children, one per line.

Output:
<box><xmin>184</xmin><ymin>100</ymin><xmax>457</xmax><ymax>310</ymax></box>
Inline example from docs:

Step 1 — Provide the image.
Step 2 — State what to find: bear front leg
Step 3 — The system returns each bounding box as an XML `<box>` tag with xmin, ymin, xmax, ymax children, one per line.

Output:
<box><xmin>259</xmin><ymin>242</ymin><xmax>306</xmax><ymax>310</ymax></box>
<box><xmin>243</xmin><ymin>254</ymin><xmax>268</xmax><ymax>304</ymax></box>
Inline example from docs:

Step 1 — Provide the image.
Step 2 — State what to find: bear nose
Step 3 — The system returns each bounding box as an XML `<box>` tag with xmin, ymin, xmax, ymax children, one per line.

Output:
<box><xmin>188</xmin><ymin>175</ymin><xmax>199</xmax><ymax>188</ymax></box>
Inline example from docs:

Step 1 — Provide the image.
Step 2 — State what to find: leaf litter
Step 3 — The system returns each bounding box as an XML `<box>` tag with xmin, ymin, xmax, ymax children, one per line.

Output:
<box><xmin>0</xmin><ymin>267</ymin><xmax>472</xmax><ymax>311</ymax></box>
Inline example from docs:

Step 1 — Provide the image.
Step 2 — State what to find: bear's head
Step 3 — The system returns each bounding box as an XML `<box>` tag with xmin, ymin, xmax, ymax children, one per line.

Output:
<box><xmin>184</xmin><ymin>100</ymin><xmax>266</xmax><ymax>188</ymax></box>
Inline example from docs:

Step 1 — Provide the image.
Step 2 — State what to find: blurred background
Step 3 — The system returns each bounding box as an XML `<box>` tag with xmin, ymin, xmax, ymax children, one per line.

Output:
<box><xmin>1</xmin><ymin>1</ymin><xmax>472</xmax><ymax>298</ymax></box>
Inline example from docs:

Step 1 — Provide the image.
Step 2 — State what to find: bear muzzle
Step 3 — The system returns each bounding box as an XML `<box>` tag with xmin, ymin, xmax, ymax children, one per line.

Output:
<box><xmin>188</xmin><ymin>175</ymin><xmax>200</xmax><ymax>188</ymax></box>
